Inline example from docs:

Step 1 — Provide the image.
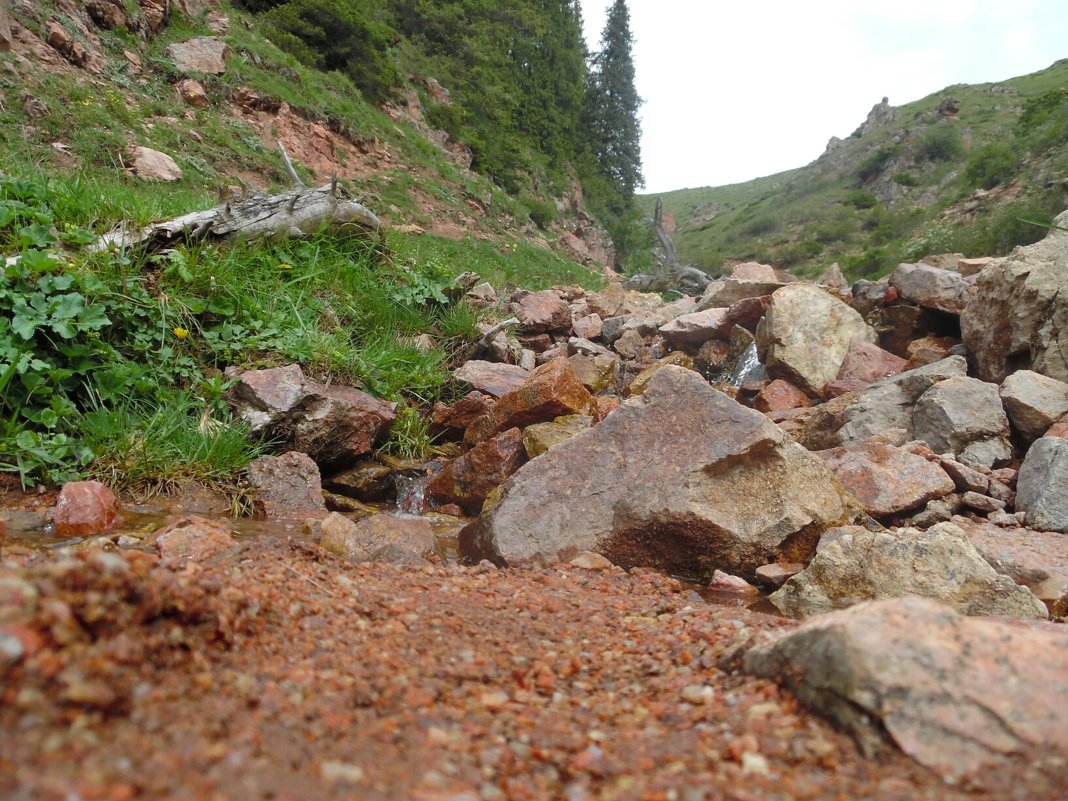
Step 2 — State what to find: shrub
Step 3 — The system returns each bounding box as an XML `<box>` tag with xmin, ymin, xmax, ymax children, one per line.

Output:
<box><xmin>845</xmin><ymin>190</ymin><xmax>878</xmax><ymax>209</ymax></box>
<box><xmin>891</xmin><ymin>172</ymin><xmax>920</xmax><ymax>187</ymax></box>
<box><xmin>917</xmin><ymin>125</ymin><xmax>964</xmax><ymax>162</ymax></box>
<box><xmin>521</xmin><ymin>195</ymin><xmax>558</xmax><ymax>230</ymax></box>
<box><xmin>963</xmin><ymin>141</ymin><xmax>1020</xmax><ymax>189</ymax></box>
<box><xmin>856</xmin><ymin>144</ymin><xmax>900</xmax><ymax>183</ymax></box>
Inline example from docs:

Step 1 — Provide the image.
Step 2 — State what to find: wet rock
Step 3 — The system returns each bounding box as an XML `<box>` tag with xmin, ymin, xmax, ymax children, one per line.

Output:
<box><xmin>1016</xmin><ymin>436</ymin><xmax>1068</xmax><ymax>532</ymax></box>
<box><xmin>247</xmin><ymin>451</ymin><xmax>327</xmax><ymax>519</ymax></box>
<box><xmin>320</xmin><ymin>512</ymin><xmax>434</xmax><ymax>560</ymax></box>
<box><xmin>913</xmin><ymin>376</ymin><xmax>1012</xmax><ymax>468</ymax></box>
<box><xmin>176</xmin><ymin>78</ymin><xmax>209</xmax><ymax>108</ymax></box>
<box><xmin>756</xmin><ymin>284</ymin><xmax>877</xmax><ymax>395</ymax></box>
<box><xmin>753</xmin><ymin>380</ymin><xmax>811</xmax><ymax>413</ymax></box>
<box><xmin>888</xmin><ymin>263</ymin><xmax>974</xmax><ymax>315</ymax></box>
<box><xmin>658</xmin><ymin>307</ymin><xmax>728</xmax><ymax>347</ymax></box>
<box><xmin>426</xmin><ymin>428</ymin><xmax>526</xmax><ymax>515</ymax></box>
<box><xmin>626</xmin><ymin>352</ymin><xmax>694</xmax><ymax>397</ymax></box>
<box><xmin>709</xmin><ymin>570</ymin><xmax>760</xmax><ymax>595</ymax></box>
<box><xmin>799</xmin><ymin>357</ymin><xmax>968</xmax><ymax>451</ymax></box>
<box><xmin>745</xmin><ymin>597</ymin><xmax>1068</xmax><ymax>780</ymax></box>
<box><xmin>430</xmin><ymin>391</ymin><xmax>494</xmax><ymax>438</ymax></box>
<box><xmin>522</xmin><ymin>415</ymin><xmax>593</xmax><ymax>459</ymax></box>
<box><xmin>149</xmin><ymin>515</ymin><xmax>235</xmax><ymax>562</ymax></box>
<box><xmin>513</xmin><ymin>289</ymin><xmax>571</xmax><ymax>334</ymax></box>
<box><xmin>129</xmin><ymin>146</ymin><xmax>182</xmax><ymax>181</ymax></box>
<box><xmin>568</xmin><ymin>353</ymin><xmax>618</xmax><ymax>394</ymax></box>
<box><xmin>464</xmin><ymin>358</ymin><xmax>597</xmax><ymax>445</ymax></box>
<box><xmin>323</xmin><ymin>460</ymin><xmax>393</xmax><ymax>502</ymax></box>
<box><xmin>453</xmin><ymin>360</ymin><xmax>529</xmax><ymax>398</ymax></box>
<box><xmin>817</xmin><ymin>441</ymin><xmax>954</xmax><ymax>517</ymax></box>
<box><xmin>695</xmin><ymin>339</ymin><xmax>730</xmax><ymax>375</ymax></box>
<box><xmin>769</xmin><ymin>523</ymin><xmax>1047</xmax><ymax>619</ymax></box>
<box><xmin>999</xmin><ymin>370</ymin><xmax>1068</xmax><ymax>443</ymax></box>
<box><xmin>165</xmin><ymin>36</ymin><xmax>231</xmax><ymax>74</ymax></box>
<box><xmin>961</xmin><ymin>211</ymin><xmax>1068</xmax><ymax>383</ymax></box>
<box><xmin>53</xmin><ymin>481</ymin><xmax>120</xmax><ymax>537</ymax></box>
<box><xmin>461</xmin><ymin>366</ymin><xmax>860</xmax><ymax>579</ymax></box>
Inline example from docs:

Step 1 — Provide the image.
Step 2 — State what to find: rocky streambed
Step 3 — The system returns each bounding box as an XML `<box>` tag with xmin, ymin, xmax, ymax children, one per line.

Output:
<box><xmin>5</xmin><ymin>216</ymin><xmax>1068</xmax><ymax>797</ymax></box>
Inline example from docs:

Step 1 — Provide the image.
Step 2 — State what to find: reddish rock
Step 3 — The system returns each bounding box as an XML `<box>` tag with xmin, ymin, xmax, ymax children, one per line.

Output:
<box><xmin>612</xmin><ymin>329</ymin><xmax>649</xmax><ymax>362</ymax></box>
<box><xmin>247</xmin><ymin>452</ymin><xmax>327</xmax><ymax>519</ymax></box>
<box><xmin>287</xmin><ymin>383</ymin><xmax>396</xmax><ymax>468</ymax></box>
<box><xmin>149</xmin><ymin>516</ymin><xmax>235</xmax><ymax>562</ymax></box>
<box><xmin>906</xmin><ymin>335</ymin><xmax>957</xmax><ymax>369</ymax></box>
<box><xmin>320</xmin><ymin>512</ymin><xmax>434</xmax><ymax>561</ymax></box>
<box><xmin>52</xmin><ymin>481</ymin><xmax>120</xmax><ymax>537</ymax></box>
<box><xmin>572</xmin><ymin>312</ymin><xmax>603</xmax><ymax>341</ymax></box>
<box><xmin>731</xmin><ymin>262</ymin><xmax>778</xmax><ymax>281</ymax></box>
<box><xmin>957</xmin><ymin>257</ymin><xmax>992</xmax><ymax>277</ymax></box>
<box><xmin>139</xmin><ymin>0</ymin><xmax>168</xmax><ymax>31</ymax></box>
<box><xmin>228</xmin><ymin>364</ymin><xmax>307</xmax><ymax>430</ymax></box>
<box><xmin>587</xmin><ymin>283</ymin><xmax>626</xmax><ymax>319</ymax></box>
<box><xmin>453</xmin><ymin>360</ymin><xmax>529</xmax><ymax>398</ymax></box>
<box><xmin>722</xmin><ymin>295</ymin><xmax>772</xmax><ymax>333</ymax></box>
<box><xmin>754</xmin><ymin>562</ymin><xmax>805</xmax><ymax>589</ymax></box>
<box><xmin>938</xmin><ymin>457</ymin><xmax>991</xmax><ymax>494</ymax></box>
<box><xmin>754</xmin><ymin>380</ymin><xmax>812</xmax><ymax>413</ymax></box>
<box><xmin>46</xmin><ymin>19</ymin><xmax>92</xmax><ymax>68</ymax></box>
<box><xmin>427</xmin><ymin>428</ymin><xmax>526</xmax><ymax>515</ymax></box>
<box><xmin>818</xmin><ymin>441</ymin><xmax>955</xmax><ymax>517</ymax></box>
<box><xmin>596</xmin><ymin>396</ymin><xmax>620</xmax><ymax>418</ymax></box>
<box><xmin>85</xmin><ymin>0</ymin><xmax>129</xmax><ymax>29</ymax></box>
<box><xmin>1046</xmin><ymin>413</ymin><xmax>1068</xmax><ymax>440</ymax></box>
<box><xmin>835</xmin><ymin>339</ymin><xmax>907</xmax><ymax>387</ymax></box>
<box><xmin>659</xmin><ymin>308</ymin><xmax>729</xmax><ymax>347</ymax></box>
<box><xmin>464</xmin><ymin>358</ymin><xmax>598</xmax><ymax>445</ymax></box>
<box><xmin>695</xmin><ymin>339</ymin><xmax>730</xmax><ymax>374</ymax></box>
<box><xmin>176</xmin><ymin>78</ymin><xmax>209</xmax><ymax>108</ymax></box>
<box><xmin>430</xmin><ymin>391</ymin><xmax>494</xmax><ymax>437</ymax></box>
<box><xmin>513</xmin><ymin>290</ymin><xmax>571</xmax><ymax>334</ymax></box>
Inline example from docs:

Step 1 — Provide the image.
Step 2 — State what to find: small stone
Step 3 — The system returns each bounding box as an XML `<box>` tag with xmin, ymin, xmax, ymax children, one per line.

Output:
<box><xmin>568</xmin><ymin>551</ymin><xmax>612</xmax><ymax>571</ymax></box>
<box><xmin>961</xmin><ymin>491</ymin><xmax>1005</xmax><ymax>513</ymax></box>
<box><xmin>680</xmin><ymin>684</ymin><xmax>715</xmax><ymax>705</ymax></box>
<box><xmin>52</xmin><ymin>481</ymin><xmax>120</xmax><ymax>537</ymax></box>
<box><xmin>708</xmin><ymin>570</ymin><xmax>760</xmax><ymax>595</ymax></box>
<box><xmin>480</xmin><ymin>690</ymin><xmax>509</xmax><ymax>709</ymax></box>
<box><xmin>320</xmin><ymin>761</ymin><xmax>365</xmax><ymax>785</ymax></box>
<box><xmin>754</xmin><ymin>562</ymin><xmax>804</xmax><ymax>589</ymax></box>
<box><xmin>740</xmin><ymin>751</ymin><xmax>770</xmax><ymax>776</ymax></box>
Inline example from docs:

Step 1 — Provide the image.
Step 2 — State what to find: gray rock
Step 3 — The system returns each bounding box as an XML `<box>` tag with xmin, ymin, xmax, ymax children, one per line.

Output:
<box><xmin>912</xmin><ymin>376</ymin><xmax>1012</xmax><ymax>468</ymax></box>
<box><xmin>453</xmin><ymin>360</ymin><xmax>529</xmax><ymax>398</ymax></box>
<box><xmin>164</xmin><ymin>36</ymin><xmax>231</xmax><ymax>74</ymax></box>
<box><xmin>744</xmin><ymin>597</ymin><xmax>1068</xmax><ymax>780</ymax></box>
<box><xmin>756</xmin><ymin>284</ymin><xmax>877</xmax><ymax>395</ymax></box>
<box><xmin>961</xmin><ymin>209</ymin><xmax>1068</xmax><ymax>383</ymax></box>
<box><xmin>460</xmin><ymin>366</ymin><xmax>860</xmax><ymax>580</ymax></box>
<box><xmin>769</xmin><ymin>523</ymin><xmax>1047</xmax><ymax>619</ymax></box>
<box><xmin>697</xmin><ymin>279</ymin><xmax>784</xmax><ymax>311</ymax></box>
<box><xmin>1017</xmin><ymin>436</ymin><xmax>1068</xmax><ymax>532</ymax></box>
<box><xmin>999</xmin><ymin>369</ymin><xmax>1068</xmax><ymax>442</ymax></box>
<box><xmin>888</xmin><ymin>262</ymin><xmax>974</xmax><ymax>315</ymax></box>
<box><xmin>658</xmin><ymin>307</ymin><xmax>728</xmax><ymax>346</ymax></box>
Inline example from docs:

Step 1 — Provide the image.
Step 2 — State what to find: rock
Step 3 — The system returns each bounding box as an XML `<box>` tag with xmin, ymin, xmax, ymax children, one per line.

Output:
<box><xmin>658</xmin><ymin>307</ymin><xmax>728</xmax><ymax>347</ymax></box>
<box><xmin>0</xmin><ymin>0</ymin><xmax>11</xmax><ymax>52</ymax></box>
<box><xmin>571</xmin><ymin>312</ymin><xmax>602</xmax><ymax>340</ymax></box>
<box><xmin>430</xmin><ymin>391</ymin><xmax>494</xmax><ymax>438</ymax></box>
<box><xmin>697</xmin><ymin>278</ymin><xmax>784</xmax><ymax>312</ymax></box>
<box><xmin>522</xmin><ymin>415</ymin><xmax>593</xmax><ymax>459</ymax></box>
<box><xmin>720</xmin><ymin>295</ymin><xmax>772</xmax><ymax>333</ymax></box>
<box><xmin>453</xmin><ymin>360</ymin><xmax>529</xmax><ymax>398</ymax></box>
<box><xmin>625</xmin><ymin>352</ymin><xmax>693</xmax><ymax>397</ymax></box>
<box><xmin>756</xmin><ymin>284</ymin><xmax>877</xmax><ymax>395</ymax></box>
<box><xmin>709</xmin><ymin>570</ymin><xmax>761</xmax><ymax>595</ymax></box>
<box><xmin>464</xmin><ymin>358</ymin><xmax>597</xmax><ymax>445</ymax></box>
<box><xmin>205</xmin><ymin>11</ymin><xmax>230</xmax><ymax>34</ymax></box>
<box><xmin>149</xmin><ymin>515</ymin><xmax>235</xmax><ymax>562</ymax></box>
<box><xmin>569</xmin><ymin>551</ymin><xmax>613</xmax><ymax>571</ymax></box>
<box><xmin>956</xmin><ymin>256</ymin><xmax>992</xmax><ymax>276</ymax></box>
<box><xmin>913</xmin><ymin>376</ymin><xmax>1012</xmax><ymax>468</ymax></box>
<box><xmin>753</xmin><ymin>562</ymin><xmax>805</xmax><ymax>589</ymax></box>
<box><xmin>999</xmin><ymin>370</ymin><xmax>1068</xmax><ymax>443</ymax></box>
<box><xmin>460</xmin><ymin>366</ymin><xmax>859</xmax><ymax>579</ymax></box>
<box><xmin>165</xmin><ymin>36</ymin><xmax>231</xmax><ymax>74</ymax></box>
<box><xmin>426</xmin><ymin>428</ymin><xmax>525</xmax><ymax>515</ymax></box>
<box><xmin>816</xmin><ymin>263</ymin><xmax>848</xmax><ymax>289</ymax></box>
<box><xmin>817</xmin><ymin>441</ymin><xmax>954</xmax><ymax>517</ymax></box>
<box><xmin>128</xmin><ymin>146</ymin><xmax>182</xmax><ymax>181</ymax></box>
<box><xmin>587</xmin><ymin>283</ymin><xmax>626</xmax><ymax>319</ymax></box>
<box><xmin>888</xmin><ymin>263</ymin><xmax>974</xmax><ymax>315</ymax></box>
<box><xmin>753</xmin><ymin>380</ymin><xmax>811</xmax><ymax>413</ymax></box>
<box><xmin>961</xmin><ymin>491</ymin><xmax>1005</xmax><ymax>513</ymax></box>
<box><xmin>1017</xmin><ymin>437</ymin><xmax>1068</xmax><ymax>532</ymax></box>
<box><xmin>285</xmin><ymin>384</ymin><xmax>396</xmax><ymax>469</ymax></box>
<box><xmin>611</xmin><ymin>328</ymin><xmax>648</xmax><ymax>361</ymax></box>
<box><xmin>320</xmin><ymin>512</ymin><xmax>434</xmax><ymax>560</ymax></box>
<box><xmin>744</xmin><ymin>597</ymin><xmax>1068</xmax><ymax>780</ymax></box>
<box><xmin>799</xmin><ymin>356</ymin><xmax>969</xmax><ymax>451</ymax></box>
<box><xmin>730</xmin><ymin>262</ymin><xmax>778</xmax><ymax>281</ymax></box>
<box><xmin>46</xmin><ymin>19</ymin><xmax>92</xmax><ymax>68</ymax></box>
<box><xmin>139</xmin><ymin>0</ymin><xmax>168</xmax><ymax>31</ymax></box>
<box><xmin>567</xmin><ymin>353</ymin><xmax>617</xmax><ymax>394</ymax></box>
<box><xmin>360</xmin><ymin>543</ymin><xmax>431</xmax><ymax>567</ymax></box>
<box><xmin>769</xmin><ymin>523</ymin><xmax>1047</xmax><ymax>619</ymax></box>
<box><xmin>247</xmin><ymin>452</ymin><xmax>327</xmax><ymax>519</ymax></box>
<box><xmin>513</xmin><ymin>289</ymin><xmax>571</xmax><ymax>334</ymax></box>
<box><xmin>695</xmin><ymin>339</ymin><xmax>730</xmax><ymax>375</ymax></box>
<box><xmin>824</xmin><ymin>338</ymin><xmax>907</xmax><ymax>398</ymax></box>
<box><xmin>85</xmin><ymin>0</ymin><xmax>129</xmax><ymax>29</ymax></box>
<box><xmin>175</xmin><ymin>78</ymin><xmax>209</xmax><ymax>108</ymax></box>
<box><xmin>465</xmin><ymin>282</ymin><xmax>497</xmax><ymax>307</ymax></box>
<box><xmin>52</xmin><ymin>481</ymin><xmax>120</xmax><ymax>537</ymax></box>
<box><xmin>961</xmin><ymin>211</ymin><xmax>1068</xmax><ymax>383</ymax></box>
<box><xmin>322</xmin><ymin>460</ymin><xmax>393</xmax><ymax>502</ymax></box>
<box><xmin>954</xmin><ymin>516</ymin><xmax>1068</xmax><ymax>615</ymax></box>
<box><xmin>904</xmin><ymin>335</ymin><xmax>957</xmax><ymax>369</ymax></box>
<box><xmin>938</xmin><ymin>457</ymin><xmax>990</xmax><ymax>494</ymax></box>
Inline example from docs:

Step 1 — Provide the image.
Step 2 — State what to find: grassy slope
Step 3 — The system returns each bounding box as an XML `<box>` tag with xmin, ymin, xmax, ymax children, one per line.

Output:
<box><xmin>642</xmin><ymin>59</ymin><xmax>1068</xmax><ymax>279</ymax></box>
<box><xmin>0</xmin><ymin>1</ymin><xmax>604</xmax><ymax>490</ymax></box>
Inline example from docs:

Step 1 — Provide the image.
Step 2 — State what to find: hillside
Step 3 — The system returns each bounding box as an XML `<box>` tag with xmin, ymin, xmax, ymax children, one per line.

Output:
<box><xmin>643</xmin><ymin>59</ymin><xmax>1068</xmax><ymax>281</ymax></box>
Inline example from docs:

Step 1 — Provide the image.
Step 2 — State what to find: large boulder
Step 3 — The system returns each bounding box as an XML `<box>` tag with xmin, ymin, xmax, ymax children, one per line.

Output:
<box><xmin>888</xmin><ymin>262</ymin><xmax>974</xmax><ymax>315</ymax></box>
<box><xmin>799</xmin><ymin>356</ymin><xmax>968</xmax><ymax>450</ymax></box>
<box><xmin>129</xmin><ymin>146</ymin><xmax>182</xmax><ymax>182</ymax></box>
<box><xmin>756</xmin><ymin>284</ymin><xmax>877</xmax><ymax>395</ymax></box>
<box><xmin>513</xmin><ymin>290</ymin><xmax>571</xmax><ymax>334</ymax></box>
<box><xmin>817</xmin><ymin>441</ymin><xmax>955</xmax><ymax>517</ymax></box>
<box><xmin>769</xmin><ymin>523</ymin><xmax>1047</xmax><ymax>619</ymax></box>
<box><xmin>961</xmin><ymin>210</ymin><xmax>1068</xmax><ymax>383</ymax></box>
<box><xmin>912</xmin><ymin>376</ymin><xmax>1012</xmax><ymax>467</ymax></box>
<box><xmin>657</xmin><ymin>307</ymin><xmax>728</xmax><ymax>347</ymax></box>
<box><xmin>1017</xmin><ymin>436</ymin><xmax>1068</xmax><ymax>533</ymax></box>
<box><xmin>164</xmin><ymin>36</ymin><xmax>231</xmax><ymax>74</ymax></box>
<box><xmin>453</xmin><ymin>360</ymin><xmax>529</xmax><ymax>398</ymax></box>
<box><xmin>999</xmin><ymin>369</ymin><xmax>1068</xmax><ymax>443</ymax></box>
<box><xmin>822</xmin><ymin>338</ymin><xmax>907</xmax><ymax>398</ymax></box>
<box><xmin>460</xmin><ymin>366</ymin><xmax>860</xmax><ymax>580</ymax></box>
<box><xmin>744</xmin><ymin>597</ymin><xmax>1068</xmax><ymax>781</ymax></box>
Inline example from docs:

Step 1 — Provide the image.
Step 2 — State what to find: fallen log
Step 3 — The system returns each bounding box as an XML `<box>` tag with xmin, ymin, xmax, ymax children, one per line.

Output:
<box><xmin>93</xmin><ymin>181</ymin><xmax>381</xmax><ymax>254</ymax></box>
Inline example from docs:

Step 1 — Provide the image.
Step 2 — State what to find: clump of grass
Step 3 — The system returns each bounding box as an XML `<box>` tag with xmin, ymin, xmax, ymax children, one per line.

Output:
<box><xmin>382</xmin><ymin>405</ymin><xmax>437</xmax><ymax>461</ymax></box>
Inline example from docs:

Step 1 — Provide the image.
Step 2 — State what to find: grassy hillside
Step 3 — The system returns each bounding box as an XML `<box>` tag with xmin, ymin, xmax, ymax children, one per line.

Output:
<box><xmin>642</xmin><ymin>59</ymin><xmax>1068</xmax><ymax>280</ymax></box>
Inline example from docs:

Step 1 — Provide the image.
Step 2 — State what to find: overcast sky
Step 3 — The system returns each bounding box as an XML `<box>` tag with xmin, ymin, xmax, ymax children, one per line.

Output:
<box><xmin>581</xmin><ymin>1</ymin><xmax>1068</xmax><ymax>193</ymax></box>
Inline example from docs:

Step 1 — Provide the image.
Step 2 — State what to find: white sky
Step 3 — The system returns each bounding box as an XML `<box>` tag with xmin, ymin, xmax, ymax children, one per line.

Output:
<box><xmin>581</xmin><ymin>0</ymin><xmax>1068</xmax><ymax>193</ymax></box>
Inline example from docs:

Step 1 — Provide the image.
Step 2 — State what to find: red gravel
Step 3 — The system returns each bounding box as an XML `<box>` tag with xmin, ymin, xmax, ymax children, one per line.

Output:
<box><xmin>1</xmin><ymin>534</ymin><xmax>1065</xmax><ymax>801</ymax></box>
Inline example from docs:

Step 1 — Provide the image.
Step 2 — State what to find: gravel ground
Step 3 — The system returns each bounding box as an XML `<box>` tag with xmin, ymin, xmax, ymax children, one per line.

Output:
<box><xmin>2</xmin><ymin>533</ymin><xmax>1066</xmax><ymax>801</ymax></box>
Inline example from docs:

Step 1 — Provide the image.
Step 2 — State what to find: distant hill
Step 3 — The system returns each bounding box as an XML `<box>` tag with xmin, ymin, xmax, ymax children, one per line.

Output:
<box><xmin>640</xmin><ymin>59</ymin><xmax>1068</xmax><ymax>281</ymax></box>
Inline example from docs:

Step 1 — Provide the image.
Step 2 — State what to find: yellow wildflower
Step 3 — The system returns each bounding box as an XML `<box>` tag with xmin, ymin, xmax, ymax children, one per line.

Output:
<box><xmin>279</xmin><ymin>262</ymin><xmax>294</xmax><ymax>270</ymax></box>
<box><xmin>173</xmin><ymin>327</ymin><xmax>189</xmax><ymax>340</ymax></box>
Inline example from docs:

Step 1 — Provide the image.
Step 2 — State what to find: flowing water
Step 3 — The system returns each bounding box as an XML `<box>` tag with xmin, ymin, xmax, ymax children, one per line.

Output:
<box><xmin>728</xmin><ymin>342</ymin><xmax>767</xmax><ymax>387</ymax></box>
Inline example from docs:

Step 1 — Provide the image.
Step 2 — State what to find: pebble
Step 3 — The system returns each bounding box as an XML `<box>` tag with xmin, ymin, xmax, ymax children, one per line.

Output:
<box><xmin>681</xmin><ymin>684</ymin><xmax>715</xmax><ymax>705</ymax></box>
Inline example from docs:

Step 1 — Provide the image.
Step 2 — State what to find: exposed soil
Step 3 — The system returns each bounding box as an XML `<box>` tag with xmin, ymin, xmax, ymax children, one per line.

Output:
<box><xmin>2</xmin><ymin>527</ymin><xmax>1065</xmax><ymax>801</ymax></box>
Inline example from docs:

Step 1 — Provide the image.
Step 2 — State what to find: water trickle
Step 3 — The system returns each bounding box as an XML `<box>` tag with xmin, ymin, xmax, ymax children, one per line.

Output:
<box><xmin>394</xmin><ymin>473</ymin><xmax>431</xmax><ymax>516</ymax></box>
<box><xmin>729</xmin><ymin>343</ymin><xmax>767</xmax><ymax>387</ymax></box>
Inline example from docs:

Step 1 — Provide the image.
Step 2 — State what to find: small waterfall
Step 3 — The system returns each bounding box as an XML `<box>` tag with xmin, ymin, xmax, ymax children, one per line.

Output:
<box><xmin>729</xmin><ymin>343</ymin><xmax>767</xmax><ymax>387</ymax></box>
<box><xmin>394</xmin><ymin>473</ymin><xmax>430</xmax><ymax>515</ymax></box>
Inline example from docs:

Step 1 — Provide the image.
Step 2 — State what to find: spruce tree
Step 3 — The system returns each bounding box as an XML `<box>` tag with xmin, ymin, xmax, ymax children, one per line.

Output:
<box><xmin>586</xmin><ymin>0</ymin><xmax>643</xmax><ymax>204</ymax></box>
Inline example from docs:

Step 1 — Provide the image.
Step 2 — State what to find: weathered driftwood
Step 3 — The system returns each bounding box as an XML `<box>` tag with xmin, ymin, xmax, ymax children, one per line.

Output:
<box><xmin>647</xmin><ymin>197</ymin><xmax>712</xmax><ymax>294</ymax></box>
<box><xmin>94</xmin><ymin>182</ymin><xmax>381</xmax><ymax>253</ymax></box>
